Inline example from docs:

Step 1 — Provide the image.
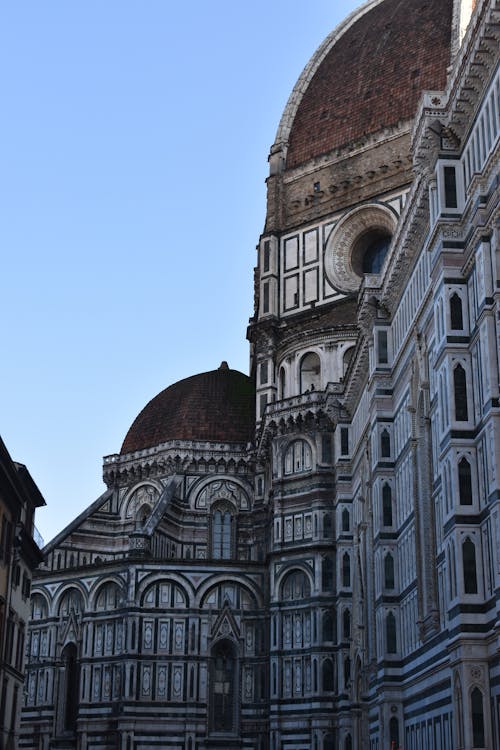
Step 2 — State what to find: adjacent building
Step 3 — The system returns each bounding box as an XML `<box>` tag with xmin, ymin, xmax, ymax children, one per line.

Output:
<box><xmin>20</xmin><ymin>0</ymin><xmax>500</xmax><ymax>748</ymax></box>
<box><xmin>0</xmin><ymin>437</ymin><xmax>45</xmax><ymax>749</ymax></box>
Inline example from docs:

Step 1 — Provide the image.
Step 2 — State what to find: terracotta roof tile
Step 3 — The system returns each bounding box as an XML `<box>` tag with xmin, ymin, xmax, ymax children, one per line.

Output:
<box><xmin>286</xmin><ymin>0</ymin><xmax>453</xmax><ymax>168</ymax></box>
<box><xmin>121</xmin><ymin>364</ymin><xmax>255</xmax><ymax>454</ymax></box>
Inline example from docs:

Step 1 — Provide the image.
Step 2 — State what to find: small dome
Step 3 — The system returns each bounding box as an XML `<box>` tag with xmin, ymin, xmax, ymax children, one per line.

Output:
<box><xmin>285</xmin><ymin>0</ymin><xmax>453</xmax><ymax>168</ymax></box>
<box><xmin>121</xmin><ymin>365</ymin><xmax>255</xmax><ymax>454</ymax></box>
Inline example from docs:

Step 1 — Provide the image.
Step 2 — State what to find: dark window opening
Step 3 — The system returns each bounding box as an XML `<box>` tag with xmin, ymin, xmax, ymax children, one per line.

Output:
<box><xmin>458</xmin><ymin>457</ymin><xmax>473</xmax><ymax>505</ymax></box>
<box><xmin>471</xmin><ymin>687</ymin><xmax>485</xmax><ymax>747</ymax></box>
<box><xmin>389</xmin><ymin>718</ymin><xmax>400</xmax><ymax>747</ymax></box>
<box><xmin>344</xmin><ymin>657</ymin><xmax>351</xmax><ymax>687</ymax></box>
<box><xmin>381</xmin><ymin>429</ymin><xmax>391</xmax><ymax>458</ymax></box>
<box><xmin>260</xmin><ymin>361</ymin><xmax>268</xmax><ymax>385</ymax></box>
<box><xmin>454</xmin><ymin>364</ymin><xmax>469</xmax><ymax>421</ymax></box>
<box><xmin>378</xmin><ymin>330</ymin><xmax>388</xmax><ymax>364</ymax></box>
<box><xmin>321</xmin><ymin>434</ymin><xmax>332</xmax><ymax>463</ymax></box>
<box><xmin>444</xmin><ymin>166</ymin><xmax>458</xmax><ymax>208</ymax></box>
<box><xmin>463</xmin><ymin>538</ymin><xmax>478</xmax><ymax>594</ymax></box>
<box><xmin>386</xmin><ymin>612</ymin><xmax>397</xmax><ymax>654</ymax></box>
<box><xmin>342</xmin><ymin>553</ymin><xmax>350</xmax><ymax>588</ymax></box>
<box><xmin>322</xmin><ymin>659</ymin><xmax>334</xmax><ymax>692</ymax></box>
<box><xmin>263</xmin><ymin>282</ymin><xmax>269</xmax><ymax>314</ymax></box>
<box><xmin>342</xmin><ymin>509</ymin><xmax>350</xmax><ymax>532</ymax></box>
<box><xmin>343</xmin><ymin>609</ymin><xmax>351</xmax><ymax>639</ymax></box>
<box><xmin>263</xmin><ymin>240</ymin><xmax>270</xmax><ymax>273</ymax></box>
<box><xmin>340</xmin><ymin>427</ymin><xmax>349</xmax><ymax>456</ymax></box>
<box><xmin>322</xmin><ymin>556</ymin><xmax>334</xmax><ymax>591</ymax></box>
<box><xmin>354</xmin><ymin>232</ymin><xmax>391</xmax><ymax>274</ymax></box>
<box><xmin>384</xmin><ymin>553</ymin><xmax>395</xmax><ymax>589</ymax></box>
<box><xmin>382</xmin><ymin>484</ymin><xmax>393</xmax><ymax>526</ymax></box>
<box><xmin>450</xmin><ymin>293</ymin><xmax>464</xmax><ymax>330</ymax></box>
<box><xmin>322</xmin><ymin>611</ymin><xmax>334</xmax><ymax>642</ymax></box>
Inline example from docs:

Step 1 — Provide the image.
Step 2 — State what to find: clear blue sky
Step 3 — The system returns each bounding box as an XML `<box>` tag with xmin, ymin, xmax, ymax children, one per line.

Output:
<box><xmin>1</xmin><ymin>0</ymin><xmax>360</xmax><ymax>543</ymax></box>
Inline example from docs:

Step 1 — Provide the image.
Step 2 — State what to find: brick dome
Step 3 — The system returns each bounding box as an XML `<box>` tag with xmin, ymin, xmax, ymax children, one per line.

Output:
<box><xmin>284</xmin><ymin>0</ymin><xmax>453</xmax><ymax>169</ymax></box>
<box><xmin>121</xmin><ymin>363</ymin><xmax>255</xmax><ymax>454</ymax></box>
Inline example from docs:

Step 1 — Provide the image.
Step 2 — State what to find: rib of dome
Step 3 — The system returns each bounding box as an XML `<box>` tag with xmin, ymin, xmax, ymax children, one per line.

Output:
<box><xmin>120</xmin><ymin>367</ymin><xmax>255</xmax><ymax>454</ymax></box>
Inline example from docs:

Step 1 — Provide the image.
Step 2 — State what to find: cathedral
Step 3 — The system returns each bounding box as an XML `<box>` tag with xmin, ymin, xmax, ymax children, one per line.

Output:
<box><xmin>20</xmin><ymin>0</ymin><xmax>500</xmax><ymax>748</ymax></box>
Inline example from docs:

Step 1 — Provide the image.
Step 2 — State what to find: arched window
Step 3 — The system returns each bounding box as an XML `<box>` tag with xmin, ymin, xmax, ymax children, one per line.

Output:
<box><xmin>284</xmin><ymin>440</ymin><xmax>312</xmax><ymax>475</ymax></box>
<box><xmin>212</xmin><ymin>506</ymin><xmax>234</xmax><ymax>560</ymax></box>
<box><xmin>389</xmin><ymin>718</ymin><xmax>399</xmax><ymax>748</ymax></box>
<box><xmin>300</xmin><ymin>352</ymin><xmax>321</xmax><ymax>392</ymax></box>
<box><xmin>458</xmin><ymin>457</ymin><xmax>473</xmax><ymax>505</ymax></box>
<box><xmin>342</xmin><ymin>553</ymin><xmax>350</xmax><ymax>587</ymax></box>
<box><xmin>450</xmin><ymin>293</ymin><xmax>463</xmax><ymax>330</ymax></box>
<box><xmin>382</xmin><ymin>484</ymin><xmax>393</xmax><ymax>527</ymax></box>
<box><xmin>454</xmin><ymin>364</ymin><xmax>469</xmax><ymax>421</ymax></box>
<box><xmin>95</xmin><ymin>582</ymin><xmax>121</xmax><ymax>611</ymax></box>
<box><xmin>58</xmin><ymin>588</ymin><xmax>83</xmax><ymax>617</ymax></box>
<box><xmin>471</xmin><ymin>687</ymin><xmax>485</xmax><ymax>747</ymax></box>
<box><xmin>386</xmin><ymin>612</ymin><xmax>397</xmax><ymax>654</ymax></box>
<box><xmin>463</xmin><ymin>538</ymin><xmax>478</xmax><ymax>594</ymax></box>
<box><xmin>31</xmin><ymin>594</ymin><xmax>48</xmax><ymax>621</ymax></box>
<box><xmin>381</xmin><ymin>429</ymin><xmax>391</xmax><ymax>458</ymax></box>
<box><xmin>324</xmin><ymin>734</ymin><xmax>335</xmax><ymax>750</ymax></box>
<box><xmin>61</xmin><ymin>643</ymin><xmax>79</xmax><ymax>732</ymax></box>
<box><xmin>345</xmin><ymin>735</ymin><xmax>353</xmax><ymax>750</ymax></box>
<box><xmin>210</xmin><ymin>640</ymin><xmax>237</xmax><ymax>733</ymax></box>
<box><xmin>136</xmin><ymin>503</ymin><xmax>152</xmax><ymax>529</ymax></box>
<box><xmin>281</xmin><ymin>570</ymin><xmax>311</xmax><ymax>601</ymax></box>
<box><xmin>343</xmin><ymin>609</ymin><xmax>351</xmax><ymax>639</ymax></box>
<box><xmin>322</xmin><ymin>659</ymin><xmax>334</xmax><ymax>692</ymax></box>
<box><xmin>342</xmin><ymin>508</ymin><xmax>350</xmax><ymax>532</ymax></box>
<box><xmin>322</xmin><ymin>556</ymin><xmax>334</xmax><ymax>591</ymax></box>
<box><xmin>384</xmin><ymin>553</ymin><xmax>395</xmax><ymax>589</ymax></box>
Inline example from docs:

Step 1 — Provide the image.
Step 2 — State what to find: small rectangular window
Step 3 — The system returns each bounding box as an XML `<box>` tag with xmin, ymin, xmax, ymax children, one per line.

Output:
<box><xmin>263</xmin><ymin>282</ymin><xmax>269</xmax><ymax>314</ymax></box>
<box><xmin>260</xmin><ymin>361</ymin><xmax>268</xmax><ymax>385</ymax></box>
<box><xmin>340</xmin><ymin>428</ymin><xmax>349</xmax><ymax>456</ymax></box>
<box><xmin>263</xmin><ymin>240</ymin><xmax>270</xmax><ymax>273</ymax></box>
<box><xmin>378</xmin><ymin>330</ymin><xmax>388</xmax><ymax>365</ymax></box>
<box><xmin>444</xmin><ymin>166</ymin><xmax>458</xmax><ymax>208</ymax></box>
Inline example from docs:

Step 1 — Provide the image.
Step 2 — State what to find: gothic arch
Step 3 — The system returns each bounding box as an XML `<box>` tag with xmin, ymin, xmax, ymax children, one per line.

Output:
<box><xmin>189</xmin><ymin>476</ymin><xmax>252</xmax><ymax>512</ymax></box>
<box><xmin>196</xmin><ymin>576</ymin><xmax>262</xmax><ymax>610</ymax></box>
<box><xmin>52</xmin><ymin>583</ymin><xmax>87</xmax><ymax>617</ymax></box>
<box><xmin>137</xmin><ymin>574</ymin><xmax>193</xmax><ymax>607</ymax></box>
<box><xmin>30</xmin><ymin>589</ymin><xmax>50</xmax><ymax>619</ymax></box>
<box><xmin>121</xmin><ymin>481</ymin><xmax>162</xmax><ymax>521</ymax></box>
<box><xmin>275</xmin><ymin>565</ymin><xmax>313</xmax><ymax>602</ymax></box>
<box><xmin>90</xmin><ymin>579</ymin><xmax>125</xmax><ymax>610</ymax></box>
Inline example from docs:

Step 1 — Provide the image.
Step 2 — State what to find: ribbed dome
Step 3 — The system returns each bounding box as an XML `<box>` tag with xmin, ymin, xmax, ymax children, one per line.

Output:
<box><xmin>285</xmin><ymin>0</ymin><xmax>453</xmax><ymax>169</ymax></box>
<box><xmin>121</xmin><ymin>363</ymin><xmax>255</xmax><ymax>454</ymax></box>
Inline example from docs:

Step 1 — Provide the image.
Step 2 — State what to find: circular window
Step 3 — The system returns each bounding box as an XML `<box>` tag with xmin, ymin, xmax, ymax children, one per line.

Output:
<box><xmin>324</xmin><ymin>204</ymin><xmax>396</xmax><ymax>293</ymax></box>
<box><xmin>351</xmin><ymin>229</ymin><xmax>392</xmax><ymax>276</ymax></box>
